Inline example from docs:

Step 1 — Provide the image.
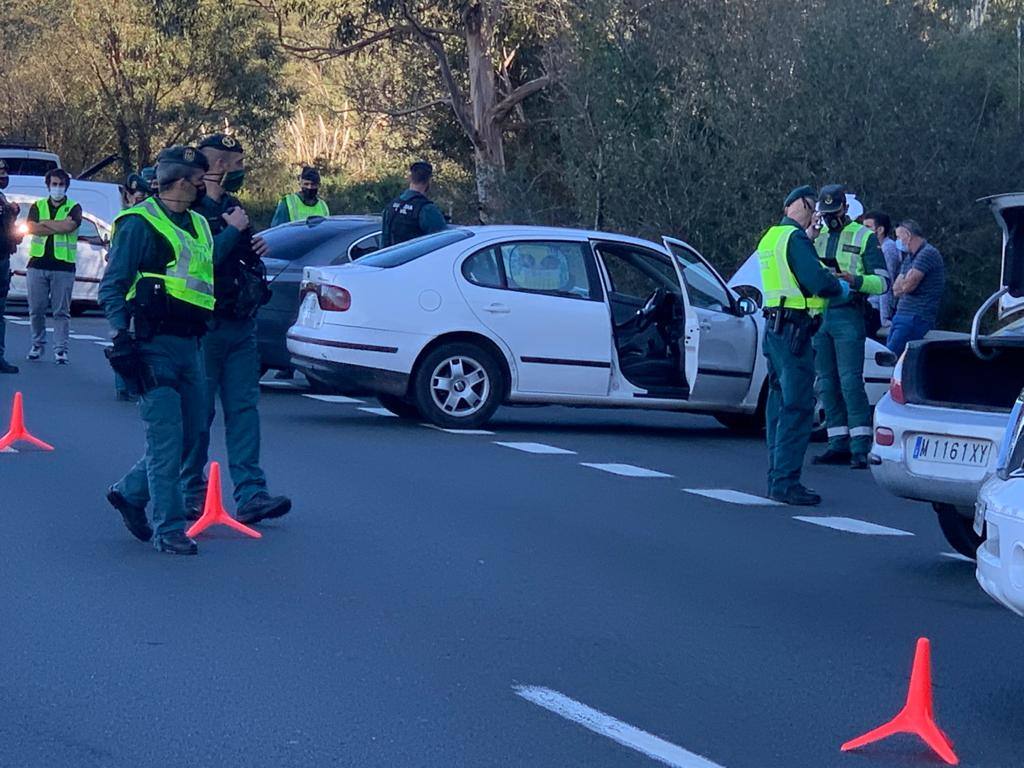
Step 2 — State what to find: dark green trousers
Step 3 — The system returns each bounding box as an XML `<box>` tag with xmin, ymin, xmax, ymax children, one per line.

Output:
<box><xmin>764</xmin><ymin>326</ymin><xmax>816</xmax><ymax>495</ymax></box>
<box><xmin>813</xmin><ymin>306</ymin><xmax>872</xmax><ymax>455</ymax></box>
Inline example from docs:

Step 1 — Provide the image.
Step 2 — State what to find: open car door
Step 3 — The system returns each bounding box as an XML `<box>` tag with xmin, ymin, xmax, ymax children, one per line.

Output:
<box><xmin>980</xmin><ymin>193</ymin><xmax>1024</xmax><ymax>322</ymax></box>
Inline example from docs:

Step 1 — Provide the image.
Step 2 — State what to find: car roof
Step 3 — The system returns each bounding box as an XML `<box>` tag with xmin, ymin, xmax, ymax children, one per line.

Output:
<box><xmin>454</xmin><ymin>224</ymin><xmax>665</xmax><ymax>251</ymax></box>
<box><xmin>265</xmin><ymin>214</ymin><xmax>381</xmax><ymax>234</ymax></box>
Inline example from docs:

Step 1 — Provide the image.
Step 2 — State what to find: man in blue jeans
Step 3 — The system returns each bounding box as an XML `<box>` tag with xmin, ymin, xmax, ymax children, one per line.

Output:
<box><xmin>887</xmin><ymin>219</ymin><xmax>945</xmax><ymax>357</ymax></box>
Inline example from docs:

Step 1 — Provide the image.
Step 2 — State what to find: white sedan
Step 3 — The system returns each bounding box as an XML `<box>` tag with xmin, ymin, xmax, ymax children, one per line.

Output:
<box><xmin>976</xmin><ymin>389</ymin><xmax>1024</xmax><ymax>615</ymax></box>
<box><xmin>287</xmin><ymin>226</ymin><xmax>894</xmax><ymax>429</ymax></box>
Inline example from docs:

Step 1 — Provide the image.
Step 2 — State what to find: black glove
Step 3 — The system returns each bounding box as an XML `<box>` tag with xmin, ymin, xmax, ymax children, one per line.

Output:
<box><xmin>105</xmin><ymin>331</ymin><xmax>156</xmax><ymax>394</ymax></box>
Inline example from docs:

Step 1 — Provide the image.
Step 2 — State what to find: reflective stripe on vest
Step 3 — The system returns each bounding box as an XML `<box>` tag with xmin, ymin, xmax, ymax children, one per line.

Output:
<box><xmin>119</xmin><ymin>198</ymin><xmax>215</xmax><ymax>311</ymax></box>
<box><xmin>756</xmin><ymin>225</ymin><xmax>825</xmax><ymax>312</ymax></box>
<box><xmin>814</xmin><ymin>221</ymin><xmax>870</xmax><ymax>275</ymax></box>
<box><xmin>29</xmin><ymin>198</ymin><xmax>79</xmax><ymax>263</ymax></box>
<box><xmin>284</xmin><ymin>193</ymin><xmax>329</xmax><ymax>221</ymax></box>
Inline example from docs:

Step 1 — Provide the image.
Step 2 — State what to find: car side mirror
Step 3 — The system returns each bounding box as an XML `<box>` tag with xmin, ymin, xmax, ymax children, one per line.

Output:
<box><xmin>736</xmin><ymin>296</ymin><xmax>759</xmax><ymax>316</ymax></box>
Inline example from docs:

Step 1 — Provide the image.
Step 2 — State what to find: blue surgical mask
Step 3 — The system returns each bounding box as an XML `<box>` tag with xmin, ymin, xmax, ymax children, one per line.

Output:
<box><xmin>896</xmin><ymin>239</ymin><xmax>909</xmax><ymax>254</ymax></box>
<box><xmin>49</xmin><ymin>185</ymin><xmax>66</xmax><ymax>201</ymax></box>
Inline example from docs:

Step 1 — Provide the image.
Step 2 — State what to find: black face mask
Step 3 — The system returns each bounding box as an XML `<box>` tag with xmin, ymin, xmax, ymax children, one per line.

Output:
<box><xmin>824</xmin><ymin>213</ymin><xmax>845</xmax><ymax>233</ymax></box>
<box><xmin>192</xmin><ymin>181</ymin><xmax>206</xmax><ymax>205</ymax></box>
<box><xmin>0</xmin><ymin>177</ymin><xmax>8</xmax><ymax>191</ymax></box>
<box><xmin>300</xmin><ymin>188</ymin><xmax>319</xmax><ymax>204</ymax></box>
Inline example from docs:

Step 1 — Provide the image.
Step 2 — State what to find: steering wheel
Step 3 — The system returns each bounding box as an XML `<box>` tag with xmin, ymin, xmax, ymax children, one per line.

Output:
<box><xmin>635</xmin><ymin>288</ymin><xmax>665</xmax><ymax>330</ymax></box>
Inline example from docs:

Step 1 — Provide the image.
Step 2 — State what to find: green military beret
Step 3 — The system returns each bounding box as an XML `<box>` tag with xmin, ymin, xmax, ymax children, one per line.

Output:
<box><xmin>140</xmin><ymin>166</ymin><xmax>156</xmax><ymax>184</ymax></box>
<box><xmin>198</xmin><ymin>133</ymin><xmax>244</xmax><ymax>154</ymax></box>
<box><xmin>156</xmin><ymin>145</ymin><xmax>209</xmax><ymax>172</ymax></box>
<box><xmin>784</xmin><ymin>185</ymin><xmax>817</xmax><ymax>208</ymax></box>
<box><xmin>817</xmin><ymin>184</ymin><xmax>846</xmax><ymax>213</ymax></box>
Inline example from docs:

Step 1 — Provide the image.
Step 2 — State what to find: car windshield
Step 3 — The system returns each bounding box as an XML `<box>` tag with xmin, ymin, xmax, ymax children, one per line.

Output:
<box><xmin>358</xmin><ymin>229</ymin><xmax>473</xmax><ymax>268</ymax></box>
<box><xmin>262</xmin><ymin>223</ymin><xmax>348</xmax><ymax>262</ymax></box>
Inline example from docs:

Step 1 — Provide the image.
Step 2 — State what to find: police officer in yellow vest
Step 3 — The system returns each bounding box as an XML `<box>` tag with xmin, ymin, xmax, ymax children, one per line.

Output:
<box><xmin>811</xmin><ymin>185</ymin><xmax>888</xmax><ymax>469</ymax></box>
<box><xmin>757</xmin><ymin>185</ymin><xmax>850</xmax><ymax>506</ymax></box>
<box><xmin>99</xmin><ymin>146</ymin><xmax>214</xmax><ymax>555</ymax></box>
<box><xmin>25</xmin><ymin>169</ymin><xmax>82</xmax><ymax>364</ymax></box>
<box><xmin>271</xmin><ymin>166</ymin><xmax>329</xmax><ymax>226</ymax></box>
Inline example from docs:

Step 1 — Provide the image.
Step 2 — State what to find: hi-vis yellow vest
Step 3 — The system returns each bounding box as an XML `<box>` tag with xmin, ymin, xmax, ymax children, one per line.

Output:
<box><xmin>284</xmin><ymin>193</ymin><xmax>329</xmax><ymax>221</ymax></box>
<box><xmin>117</xmin><ymin>198</ymin><xmax>215</xmax><ymax>311</ymax></box>
<box><xmin>814</xmin><ymin>221</ymin><xmax>886</xmax><ymax>296</ymax></box>
<box><xmin>29</xmin><ymin>198</ymin><xmax>79</xmax><ymax>263</ymax></box>
<box><xmin>756</xmin><ymin>224</ymin><xmax>825</xmax><ymax>313</ymax></box>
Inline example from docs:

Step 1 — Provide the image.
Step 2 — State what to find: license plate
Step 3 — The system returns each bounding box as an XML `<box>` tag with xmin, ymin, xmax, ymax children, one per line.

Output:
<box><xmin>910</xmin><ymin>435</ymin><xmax>992</xmax><ymax>467</ymax></box>
<box><xmin>298</xmin><ymin>293</ymin><xmax>323</xmax><ymax>329</ymax></box>
<box><xmin>974</xmin><ymin>500</ymin><xmax>986</xmax><ymax>537</ymax></box>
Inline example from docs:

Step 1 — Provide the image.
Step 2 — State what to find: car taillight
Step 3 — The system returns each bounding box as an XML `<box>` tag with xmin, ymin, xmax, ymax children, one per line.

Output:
<box><xmin>875</xmin><ymin>427</ymin><xmax>895</xmax><ymax>447</ymax></box>
<box><xmin>317</xmin><ymin>285</ymin><xmax>351</xmax><ymax>312</ymax></box>
<box><xmin>889</xmin><ymin>351</ymin><xmax>906</xmax><ymax>404</ymax></box>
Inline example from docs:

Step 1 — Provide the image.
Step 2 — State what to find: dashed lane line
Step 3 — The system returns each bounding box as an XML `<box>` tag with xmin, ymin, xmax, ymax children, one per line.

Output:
<box><xmin>794</xmin><ymin>516</ymin><xmax>914</xmax><ymax>537</ymax></box>
<box><xmin>358</xmin><ymin>407</ymin><xmax>398</xmax><ymax>417</ymax></box>
<box><xmin>496</xmin><ymin>441</ymin><xmax>575</xmax><ymax>455</ymax></box>
<box><xmin>93</xmin><ymin>341</ymin><xmax>113</xmax><ymax>348</ymax></box>
<box><xmin>423</xmin><ymin>424</ymin><xmax>496</xmax><ymax>435</ymax></box>
<box><xmin>302</xmin><ymin>394</ymin><xmax>364</xmax><ymax>404</ymax></box>
<box><xmin>581</xmin><ymin>463</ymin><xmax>673</xmax><ymax>478</ymax></box>
<box><xmin>940</xmin><ymin>552</ymin><xmax>974</xmax><ymax>563</ymax></box>
<box><xmin>69</xmin><ymin>333</ymin><xmax>103</xmax><ymax>341</ymax></box>
<box><xmin>683</xmin><ymin>489</ymin><xmax>780</xmax><ymax>506</ymax></box>
<box><xmin>514</xmin><ymin>685</ymin><xmax>726</xmax><ymax>768</ymax></box>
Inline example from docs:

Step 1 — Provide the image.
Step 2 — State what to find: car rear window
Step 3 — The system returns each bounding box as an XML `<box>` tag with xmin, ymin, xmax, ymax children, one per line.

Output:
<box><xmin>358</xmin><ymin>229</ymin><xmax>473</xmax><ymax>268</ymax></box>
<box><xmin>262</xmin><ymin>222</ymin><xmax>346</xmax><ymax>262</ymax></box>
<box><xmin>1</xmin><ymin>158</ymin><xmax>59</xmax><ymax>176</ymax></box>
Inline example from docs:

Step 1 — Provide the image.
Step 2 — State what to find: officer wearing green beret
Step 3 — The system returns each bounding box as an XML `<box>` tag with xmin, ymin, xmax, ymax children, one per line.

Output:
<box><xmin>756</xmin><ymin>185</ymin><xmax>850</xmax><ymax>505</ymax></box>
<box><xmin>140</xmin><ymin>166</ymin><xmax>158</xmax><ymax>195</ymax></box>
<box><xmin>99</xmin><ymin>145</ymin><xmax>215</xmax><ymax>554</ymax></box>
<box><xmin>272</xmin><ymin>166</ymin><xmax>330</xmax><ymax>227</ymax></box>
<box><xmin>811</xmin><ymin>185</ymin><xmax>889</xmax><ymax>469</ymax></box>
<box><xmin>180</xmin><ymin>133</ymin><xmax>291</xmax><ymax>525</ymax></box>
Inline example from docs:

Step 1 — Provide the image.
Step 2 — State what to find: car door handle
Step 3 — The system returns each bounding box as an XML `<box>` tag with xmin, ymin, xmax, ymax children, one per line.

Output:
<box><xmin>484</xmin><ymin>303</ymin><xmax>510</xmax><ymax>314</ymax></box>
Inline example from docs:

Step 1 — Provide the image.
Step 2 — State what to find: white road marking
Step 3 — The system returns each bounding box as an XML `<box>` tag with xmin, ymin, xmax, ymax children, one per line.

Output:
<box><xmin>359</xmin><ymin>407</ymin><xmax>398</xmax><ymax>417</ymax></box>
<box><xmin>514</xmin><ymin>685</ymin><xmax>725</xmax><ymax>768</ymax></box>
<box><xmin>940</xmin><ymin>551</ymin><xmax>974</xmax><ymax>563</ymax></box>
<box><xmin>259</xmin><ymin>380</ymin><xmax>303</xmax><ymax>389</ymax></box>
<box><xmin>581</xmin><ymin>463</ymin><xmax>673</xmax><ymax>478</ymax></box>
<box><xmin>683</xmin><ymin>489</ymin><xmax>780</xmax><ymax>506</ymax></box>
<box><xmin>93</xmin><ymin>341</ymin><xmax>113</xmax><ymax>348</ymax></box>
<box><xmin>496</xmin><ymin>441</ymin><xmax>575</xmax><ymax>455</ymax></box>
<box><xmin>69</xmin><ymin>333</ymin><xmax>103</xmax><ymax>341</ymax></box>
<box><xmin>794</xmin><ymin>516</ymin><xmax>914</xmax><ymax>537</ymax></box>
<box><xmin>7</xmin><ymin>318</ymin><xmax>29</xmax><ymax>325</ymax></box>
<box><xmin>1</xmin><ymin>446</ymin><xmax>17</xmax><ymax>454</ymax></box>
<box><xmin>424</xmin><ymin>424</ymin><xmax>496</xmax><ymax>435</ymax></box>
<box><xmin>302</xmin><ymin>394</ymin><xmax>364</xmax><ymax>404</ymax></box>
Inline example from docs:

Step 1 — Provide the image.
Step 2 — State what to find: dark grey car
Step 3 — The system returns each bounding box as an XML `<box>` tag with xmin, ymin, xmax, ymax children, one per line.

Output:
<box><xmin>258</xmin><ymin>215</ymin><xmax>382</xmax><ymax>373</ymax></box>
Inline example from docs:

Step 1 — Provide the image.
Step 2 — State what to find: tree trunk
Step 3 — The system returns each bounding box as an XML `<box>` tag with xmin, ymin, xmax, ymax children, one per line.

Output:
<box><xmin>465</xmin><ymin>2</ymin><xmax>506</xmax><ymax>223</ymax></box>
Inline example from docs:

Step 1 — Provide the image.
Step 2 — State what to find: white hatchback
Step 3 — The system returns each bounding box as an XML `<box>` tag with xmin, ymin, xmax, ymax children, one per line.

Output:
<box><xmin>287</xmin><ymin>226</ymin><xmax>893</xmax><ymax>429</ymax></box>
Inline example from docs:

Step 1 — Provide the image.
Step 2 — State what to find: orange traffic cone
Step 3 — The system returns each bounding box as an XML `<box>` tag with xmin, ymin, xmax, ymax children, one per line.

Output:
<box><xmin>0</xmin><ymin>391</ymin><xmax>54</xmax><ymax>452</ymax></box>
<box><xmin>186</xmin><ymin>461</ymin><xmax>261</xmax><ymax>539</ymax></box>
<box><xmin>842</xmin><ymin>637</ymin><xmax>958</xmax><ymax>765</ymax></box>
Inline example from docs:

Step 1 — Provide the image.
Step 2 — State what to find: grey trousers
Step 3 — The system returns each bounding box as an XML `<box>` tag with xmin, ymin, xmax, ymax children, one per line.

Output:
<box><xmin>27</xmin><ymin>268</ymin><xmax>74</xmax><ymax>353</ymax></box>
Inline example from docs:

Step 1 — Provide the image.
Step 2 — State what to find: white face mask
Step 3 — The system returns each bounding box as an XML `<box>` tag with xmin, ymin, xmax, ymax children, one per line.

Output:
<box><xmin>49</xmin><ymin>186</ymin><xmax>66</xmax><ymax>201</ymax></box>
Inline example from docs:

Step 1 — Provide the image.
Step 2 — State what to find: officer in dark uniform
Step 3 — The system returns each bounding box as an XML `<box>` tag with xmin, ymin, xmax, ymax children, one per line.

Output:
<box><xmin>180</xmin><ymin>133</ymin><xmax>291</xmax><ymax>525</ymax></box>
<box><xmin>99</xmin><ymin>146</ymin><xmax>214</xmax><ymax>555</ymax></box>
<box><xmin>0</xmin><ymin>159</ymin><xmax>21</xmax><ymax>373</ymax></box>
<box><xmin>756</xmin><ymin>185</ymin><xmax>850</xmax><ymax>505</ymax></box>
<box><xmin>380</xmin><ymin>160</ymin><xmax>446</xmax><ymax>247</ymax></box>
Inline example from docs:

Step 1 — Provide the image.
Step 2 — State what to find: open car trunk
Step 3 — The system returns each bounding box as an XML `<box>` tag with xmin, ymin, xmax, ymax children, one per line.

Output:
<box><xmin>979</xmin><ymin>193</ymin><xmax>1024</xmax><ymax>321</ymax></box>
<box><xmin>903</xmin><ymin>337</ymin><xmax>1024</xmax><ymax>412</ymax></box>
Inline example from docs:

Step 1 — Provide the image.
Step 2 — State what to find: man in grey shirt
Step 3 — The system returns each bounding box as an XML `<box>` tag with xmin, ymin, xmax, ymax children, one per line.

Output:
<box><xmin>887</xmin><ymin>219</ymin><xmax>945</xmax><ymax>356</ymax></box>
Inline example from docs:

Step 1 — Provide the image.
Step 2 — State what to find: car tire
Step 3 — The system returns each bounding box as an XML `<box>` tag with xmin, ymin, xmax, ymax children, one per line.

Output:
<box><xmin>716</xmin><ymin>384</ymin><xmax>767</xmax><ymax>436</ymax></box>
<box><xmin>377</xmin><ymin>394</ymin><xmax>421</xmax><ymax>420</ymax></box>
<box><xmin>413</xmin><ymin>342</ymin><xmax>504</xmax><ymax>429</ymax></box>
<box><xmin>933</xmin><ymin>502</ymin><xmax>983</xmax><ymax>559</ymax></box>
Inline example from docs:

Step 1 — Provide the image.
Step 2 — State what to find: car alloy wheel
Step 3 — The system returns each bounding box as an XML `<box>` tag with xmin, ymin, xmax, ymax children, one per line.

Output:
<box><xmin>429</xmin><ymin>355</ymin><xmax>490</xmax><ymax>417</ymax></box>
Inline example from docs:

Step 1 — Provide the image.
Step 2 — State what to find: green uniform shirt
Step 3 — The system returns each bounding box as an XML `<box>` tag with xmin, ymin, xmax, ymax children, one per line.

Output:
<box><xmin>779</xmin><ymin>216</ymin><xmax>844</xmax><ymax>301</ymax></box>
<box><xmin>816</xmin><ymin>223</ymin><xmax>887</xmax><ymax>308</ymax></box>
<box><xmin>192</xmin><ymin>192</ymin><xmax>242</xmax><ymax>267</ymax></box>
<box><xmin>99</xmin><ymin>200</ymin><xmax>198</xmax><ymax>333</ymax></box>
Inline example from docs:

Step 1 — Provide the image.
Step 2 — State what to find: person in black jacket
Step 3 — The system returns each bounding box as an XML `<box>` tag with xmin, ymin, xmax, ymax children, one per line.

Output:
<box><xmin>380</xmin><ymin>161</ymin><xmax>446</xmax><ymax>247</ymax></box>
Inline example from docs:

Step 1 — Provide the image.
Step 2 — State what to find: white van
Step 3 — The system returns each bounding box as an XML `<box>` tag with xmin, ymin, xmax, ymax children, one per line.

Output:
<box><xmin>4</xmin><ymin>174</ymin><xmax>123</xmax><ymax>313</ymax></box>
<box><xmin>0</xmin><ymin>147</ymin><xmax>61</xmax><ymax>177</ymax></box>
